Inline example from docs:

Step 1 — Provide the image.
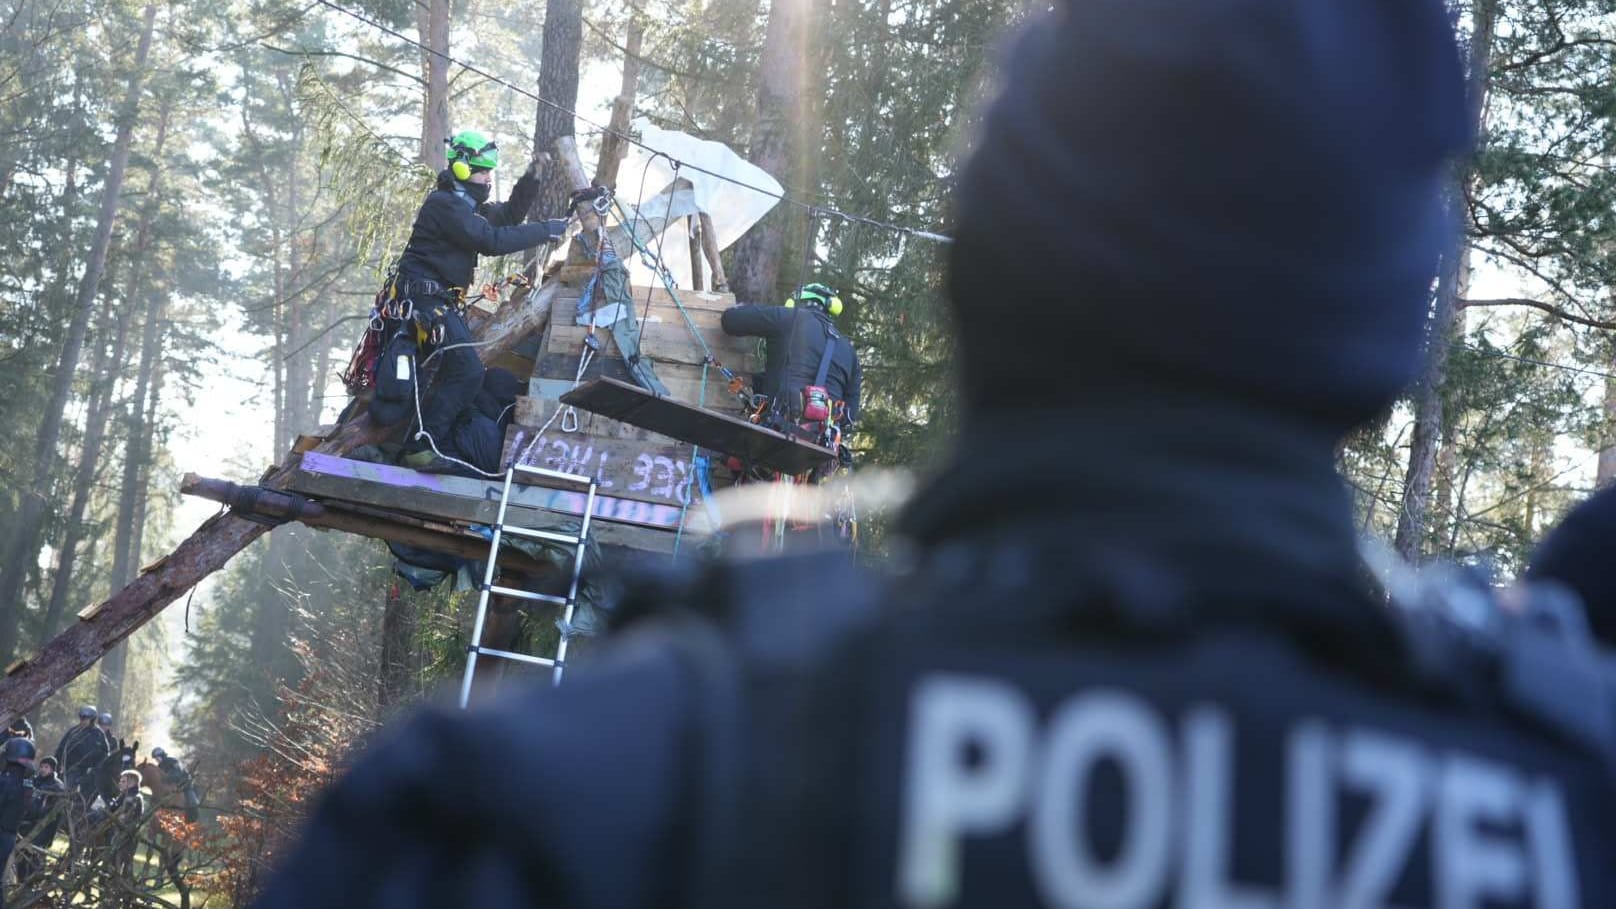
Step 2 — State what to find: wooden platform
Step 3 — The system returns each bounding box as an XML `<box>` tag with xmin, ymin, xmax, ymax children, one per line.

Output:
<box><xmin>282</xmin><ymin>451</ymin><xmax>708</xmax><ymax>553</ymax></box>
<box><xmin>560</xmin><ymin>378</ymin><xmax>835</xmax><ymax>475</ymax></box>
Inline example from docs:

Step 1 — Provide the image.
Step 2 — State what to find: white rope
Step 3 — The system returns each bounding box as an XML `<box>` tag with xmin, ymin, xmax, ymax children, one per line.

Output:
<box><xmin>408</xmin><ymin>353</ymin><xmax>506</xmax><ymax>479</ymax></box>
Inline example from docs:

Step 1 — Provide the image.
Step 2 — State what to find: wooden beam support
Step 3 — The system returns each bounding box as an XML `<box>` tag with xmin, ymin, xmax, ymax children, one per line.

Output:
<box><xmin>594</xmin><ymin>21</ymin><xmax>644</xmax><ymax>188</ymax></box>
<box><xmin>177</xmin><ymin>473</ymin><xmax>560</xmax><ymax>577</ymax></box>
<box><xmin>0</xmin><ymin>269</ymin><xmax>565</xmax><ymax>725</ymax></box>
<box><xmin>699</xmin><ymin>212</ymin><xmax>728</xmax><ymax>292</ymax></box>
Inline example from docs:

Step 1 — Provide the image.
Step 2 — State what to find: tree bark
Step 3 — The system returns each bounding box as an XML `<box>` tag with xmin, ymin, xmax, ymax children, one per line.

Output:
<box><xmin>419</xmin><ymin>0</ymin><xmax>449</xmax><ymax>171</ymax></box>
<box><xmin>530</xmin><ymin>0</ymin><xmax>583</xmax><ymax>222</ymax></box>
<box><xmin>1392</xmin><ymin>0</ymin><xmax>1492</xmax><ymax>562</ymax></box>
<box><xmin>376</xmin><ymin>583</ymin><xmax>418</xmax><ymax>713</ymax></box>
<box><xmin>689</xmin><ymin>215</ymin><xmax>705</xmax><ymax>291</ymax></box>
<box><xmin>728</xmin><ymin>0</ymin><xmax>810</xmax><ymax>304</ymax></box>
<box><xmin>1601</xmin><ymin>367</ymin><xmax>1616</xmax><ymax>487</ymax></box>
<box><xmin>42</xmin><ymin>161</ymin><xmax>164</xmax><ymax>638</ymax></box>
<box><xmin>0</xmin><ymin>4</ymin><xmax>157</xmax><ymax>661</ymax></box>
<box><xmin>101</xmin><ymin>282</ymin><xmax>167</xmax><ymax>716</ymax></box>
<box><xmin>593</xmin><ymin>22</ymin><xmax>644</xmax><ymax>188</ymax></box>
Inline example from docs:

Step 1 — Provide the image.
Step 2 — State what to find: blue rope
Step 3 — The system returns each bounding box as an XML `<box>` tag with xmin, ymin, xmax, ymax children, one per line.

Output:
<box><xmin>608</xmin><ymin>196</ymin><xmax>721</xmax><ymax>366</ymax></box>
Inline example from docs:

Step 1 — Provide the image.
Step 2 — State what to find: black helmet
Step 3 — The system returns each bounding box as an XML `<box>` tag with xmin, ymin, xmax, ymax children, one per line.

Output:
<box><xmin>151</xmin><ymin>748</ymin><xmax>167</xmax><ymax>761</ymax></box>
<box><xmin>77</xmin><ymin>706</ymin><xmax>97</xmax><ymax>720</ymax></box>
<box><xmin>98</xmin><ymin>712</ymin><xmax>112</xmax><ymax>727</ymax></box>
<box><xmin>3</xmin><ymin>738</ymin><xmax>35</xmax><ymax>766</ymax></box>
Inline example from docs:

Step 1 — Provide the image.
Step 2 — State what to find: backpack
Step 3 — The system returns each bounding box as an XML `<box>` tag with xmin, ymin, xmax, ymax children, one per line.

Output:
<box><xmin>368</xmin><ymin>329</ymin><xmax>420</xmax><ymax>427</ymax></box>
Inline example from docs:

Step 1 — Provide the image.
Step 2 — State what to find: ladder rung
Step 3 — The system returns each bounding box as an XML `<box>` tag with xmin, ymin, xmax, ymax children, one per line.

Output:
<box><xmin>512</xmin><ymin>464</ymin><xmax>595</xmax><ymax>487</ymax></box>
<box><xmin>486</xmin><ymin>584</ymin><xmax>569</xmax><ymax>607</ymax></box>
<box><xmin>470</xmin><ymin>645</ymin><xmax>559</xmax><ymax>668</ymax></box>
<box><xmin>497</xmin><ymin>525</ymin><xmax>582</xmax><ymax>546</ymax></box>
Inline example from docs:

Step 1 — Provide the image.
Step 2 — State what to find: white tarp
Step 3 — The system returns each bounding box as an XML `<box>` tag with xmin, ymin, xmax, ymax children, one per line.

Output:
<box><xmin>611</xmin><ymin>118</ymin><xmax>782</xmax><ymax>290</ymax></box>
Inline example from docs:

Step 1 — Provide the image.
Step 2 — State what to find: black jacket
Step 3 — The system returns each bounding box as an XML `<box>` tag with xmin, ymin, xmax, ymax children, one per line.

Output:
<box><xmin>256</xmin><ymin>402</ymin><xmax>1616</xmax><ymax>909</ymax></box>
<box><xmin>396</xmin><ymin>169</ymin><xmax>566</xmax><ymax>293</ymax></box>
<box><xmin>24</xmin><ymin>772</ymin><xmax>62</xmax><ymax>831</ymax></box>
<box><xmin>53</xmin><ymin>725</ymin><xmax>105</xmax><ymax>778</ymax></box>
<box><xmin>0</xmin><ymin>767</ymin><xmax>30</xmax><ymax>836</ymax></box>
<box><xmin>719</xmin><ymin>305</ymin><xmax>860</xmax><ymax>423</ymax></box>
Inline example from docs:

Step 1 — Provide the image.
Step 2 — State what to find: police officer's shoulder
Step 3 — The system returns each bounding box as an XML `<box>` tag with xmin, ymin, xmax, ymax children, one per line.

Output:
<box><xmin>1380</xmin><ymin>556</ymin><xmax>1616</xmax><ymax>764</ymax></box>
<box><xmin>608</xmin><ymin>548</ymin><xmax>886</xmax><ymax>671</ymax></box>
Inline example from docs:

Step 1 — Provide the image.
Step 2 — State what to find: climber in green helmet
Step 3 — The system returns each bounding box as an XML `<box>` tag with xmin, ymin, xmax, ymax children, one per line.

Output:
<box><xmin>388</xmin><ymin>130</ymin><xmax>571</xmax><ymax>474</ymax></box>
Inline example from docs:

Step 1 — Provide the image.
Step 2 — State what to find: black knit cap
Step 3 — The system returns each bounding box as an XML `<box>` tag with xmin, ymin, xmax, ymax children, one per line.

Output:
<box><xmin>948</xmin><ymin>0</ymin><xmax>1471</xmax><ymax>431</ymax></box>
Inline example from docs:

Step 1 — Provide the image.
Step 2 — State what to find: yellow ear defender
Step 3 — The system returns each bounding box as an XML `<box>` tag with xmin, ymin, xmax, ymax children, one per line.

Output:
<box><xmin>784</xmin><ymin>292</ymin><xmax>844</xmax><ymax>316</ymax></box>
<box><xmin>451</xmin><ymin>159</ymin><xmax>472</xmax><ymax>181</ymax></box>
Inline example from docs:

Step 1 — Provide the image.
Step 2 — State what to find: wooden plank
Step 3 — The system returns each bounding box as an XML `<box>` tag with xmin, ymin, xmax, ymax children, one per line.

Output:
<box><xmin>531</xmin><ymin>375</ymin><xmax>741</xmax><ymax>416</ymax></box>
<box><xmin>501</xmin><ymin>425</ymin><xmax>720</xmax><ymax>509</ymax></box>
<box><xmin>552</xmin><ymin>294</ymin><xmax>728</xmax><ymax>332</ymax></box>
<box><xmin>548</xmin><ymin>323</ymin><xmax>754</xmax><ymax>370</ymax></box>
<box><xmin>562</xmin><ymin>378</ymin><xmax>834</xmax><ymax>474</ymax></box>
<box><xmin>530</xmin><ymin>351</ymin><xmax>750</xmax><ymax>405</ymax></box>
<box><xmin>286</xmin><ymin>451</ymin><xmax>711</xmax><ymax>536</ymax></box>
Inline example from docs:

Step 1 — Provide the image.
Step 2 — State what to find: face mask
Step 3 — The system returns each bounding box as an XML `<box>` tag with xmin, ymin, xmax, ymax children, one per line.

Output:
<box><xmin>461</xmin><ymin>181</ymin><xmax>491</xmax><ymax>205</ymax></box>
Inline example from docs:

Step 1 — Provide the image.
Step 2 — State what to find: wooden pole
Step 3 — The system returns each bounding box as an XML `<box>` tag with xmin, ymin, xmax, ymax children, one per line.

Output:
<box><xmin>594</xmin><ymin>22</ymin><xmax>644</xmax><ymax>188</ymax></box>
<box><xmin>699</xmin><ymin>213</ymin><xmax>728</xmax><ymax>292</ymax></box>
<box><xmin>689</xmin><ymin>215</ymin><xmax>705</xmax><ymax>291</ymax></box>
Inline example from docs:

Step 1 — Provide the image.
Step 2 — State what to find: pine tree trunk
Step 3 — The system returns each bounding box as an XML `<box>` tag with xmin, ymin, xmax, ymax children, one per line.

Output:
<box><xmin>1600</xmin><ymin>348</ymin><xmax>1616</xmax><ymax>487</ymax></box>
<box><xmin>419</xmin><ymin>0</ymin><xmax>449</xmax><ymax>171</ymax></box>
<box><xmin>1395</xmin><ymin>245</ymin><xmax>1467</xmax><ymax>561</ymax></box>
<box><xmin>101</xmin><ymin>277</ymin><xmax>167</xmax><ymax>715</ymax></box>
<box><xmin>1393</xmin><ymin>0</ymin><xmax>1492</xmax><ymax>562</ymax></box>
<box><xmin>594</xmin><ymin>22</ymin><xmax>644</xmax><ymax>187</ymax></box>
<box><xmin>42</xmin><ymin>177</ymin><xmax>163</xmax><ymax>637</ymax></box>
<box><xmin>376</xmin><ymin>583</ymin><xmax>417</xmax><ymax>713</ymax></box>
<box><xmin>0</xmin><ymin>4</ymin><xmax>157</xmax><ymax>661</ymax></box>
<box><xmin>530</xmin><ymin>0</ymin><xmax>582</xmax><ymax>221</ymax></box>
<box><xmin>729</xmin><ymin>0</ymin><xmax>810</xmax><ymax>304</ymax></box>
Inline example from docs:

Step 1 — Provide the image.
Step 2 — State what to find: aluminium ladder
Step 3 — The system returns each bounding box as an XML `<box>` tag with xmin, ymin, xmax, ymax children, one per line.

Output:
<box><xmin>458</xmin><ymin>462</ymin><xmax>598</xmax><ymax>707</ymax></box>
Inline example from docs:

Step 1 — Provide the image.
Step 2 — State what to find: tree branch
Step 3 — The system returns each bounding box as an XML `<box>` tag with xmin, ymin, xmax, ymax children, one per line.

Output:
<box><xmin>1458</xmin><ymin>297</ymin><xmax>1616</xmax><ymax>331</ymax></box>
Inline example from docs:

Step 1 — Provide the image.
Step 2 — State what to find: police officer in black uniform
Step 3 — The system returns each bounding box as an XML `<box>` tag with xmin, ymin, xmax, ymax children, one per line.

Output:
<box><xmin>53</xmin><ymin>706</ymin><xmax>106</xmax><ymax>801</ymax></box>
<box><xmin>0</xmin><ymin>717</ymin><xmax>33</xmax><ymax>749</ymax></box>
<box><xmin>256</xmin><ymin>1</ymin><xmax>1616</xmax><ymax>906</ymax></box>
<box><xmin>0</xmin><ymin>738</ymin><xmax>35</xmax><ymax>905</ymax></box>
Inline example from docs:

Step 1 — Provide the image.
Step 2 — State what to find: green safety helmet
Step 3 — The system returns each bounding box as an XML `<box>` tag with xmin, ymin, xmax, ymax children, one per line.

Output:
<box><xmin>784</xmin><ymin>282</ymin><xmax>843</xmax><ymax>316</ymax></box>
<box><xmin>446</xmin><ymin>130</ymin><xmax>499</xmax><ymax>181</ymax></box>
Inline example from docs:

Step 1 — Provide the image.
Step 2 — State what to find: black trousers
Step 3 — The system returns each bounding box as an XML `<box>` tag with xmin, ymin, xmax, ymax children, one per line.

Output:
<box><xmin>416</xmin><ymin>304</ymin><xmax>484</xmax><ymax>448</ymax></box>
<box><xmin>0</xmin><ymin>830</ymin><xmax>16</xmax><ymax>907</ymax></box>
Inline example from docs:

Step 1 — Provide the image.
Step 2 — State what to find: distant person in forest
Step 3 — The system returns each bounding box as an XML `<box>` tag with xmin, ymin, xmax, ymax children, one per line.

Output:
<box><xmin>52</xmin><ymin>706</ymin><xmax>106</xmax><ymax>799</ymax></box>
<box><xmin>97</xmin><ymin>712</ymin><xmax>115</xmax><ymax>750</ymax></box>
<box><xmin>0</xmin><ymin>716</ymin><xmax>32</xmax><ymax>747</ymax></box>
<box><xmin>107</xmin><ymin>769</ymin><xmax>143</xmax><ymax>820</ymax></box>
<box><xmin>25</xmin><ymin>757</ymin><xmax>63</xmax><ymax>828</ymax></box>
<box><xmin>19</xmin><ymin>756</ymin><xmax>63</xmax><ymax>880</ymax></box>
<box><xmin>720</xmin><ymin>282</ymin><xmax>861</xmax><ymax>448</ymax></box>
<box><xmin>390</xmin><ymin>130</ymin><xmax>579</xmax><ymax>476</ymax></box>
<box><xmin>0</xmin><ymin>738</ymin><xmax>34</xmax><ymax>902</ymax></box>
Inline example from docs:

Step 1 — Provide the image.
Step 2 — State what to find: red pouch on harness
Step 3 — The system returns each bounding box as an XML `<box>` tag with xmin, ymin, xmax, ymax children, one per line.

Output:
<box><xmin>801</xmin><ymin>385</ymin><xmax>831</xmax><ymax>422</ymax></box>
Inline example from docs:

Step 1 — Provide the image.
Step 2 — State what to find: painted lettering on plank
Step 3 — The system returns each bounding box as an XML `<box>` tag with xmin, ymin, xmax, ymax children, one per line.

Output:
<box><xmin>509</xmin><ymin>430</ymin><xmax>694</xmax><ymax>505</ymax></box>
